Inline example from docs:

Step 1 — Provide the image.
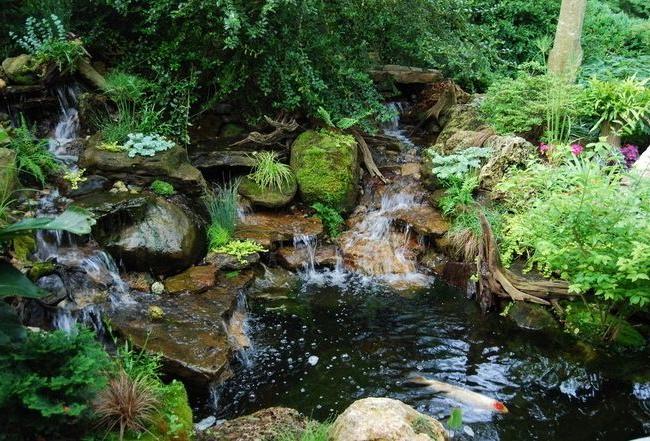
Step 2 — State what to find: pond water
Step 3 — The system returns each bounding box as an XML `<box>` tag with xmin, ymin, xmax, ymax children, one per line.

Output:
<box><xmin>207</xmin><ymin>274</ymin><xmax>650</xmax><ymax>441</ymax></box>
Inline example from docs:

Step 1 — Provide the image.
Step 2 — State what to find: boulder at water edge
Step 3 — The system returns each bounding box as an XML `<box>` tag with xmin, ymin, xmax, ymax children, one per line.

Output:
<box><xmin>2</xmin><ymin>55</ymin><xmax>40</xmax><ymax>85</ymax></box>
<box><xmin>77</xmin><ymin>193</ymin><xmax>205</xmax><ymax>275</ymax></box>
<box><xmin>290</xmin><ymin>129</ymin><xmax>359</xmax><ymax>212</ymax></box>
<box><xmin>330</xmin><ymin>397</ymin><xmax>448</xmax><ymax>441</ymax></box>
<box><xmin>238</xmin><ymin>174</ymin><xmax>297</xmax><ymax>208</ymax></box>
<box><xmin>197</xmin><ymin>407</ymin><xmax>308</xmax><ymax>441</ymax></box>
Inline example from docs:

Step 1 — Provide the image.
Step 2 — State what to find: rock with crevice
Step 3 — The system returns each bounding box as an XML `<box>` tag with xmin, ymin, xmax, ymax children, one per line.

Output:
<box><xmin>80</xmin><ymin>137</ymin><xmax>206</xmax><ymax>195</ymax></box>
<box><xmin>197</xmin><ymin>407</ymin><xmax>309</xmax><ymax>441</ymax></box>
<box><xmin>235</xmin><ymin>212</ymin><xmax>323</xmax><ymax>249</ymax></box>
<box><xmin>330</xmin><ymin>397</ymin><xmax>448</xmax><ymax>441</ymax></box>
<box><xmin>109</xmin><ymin>271</ymin><xmax>255</xmax><ymax>385</ymax></box>
<box><xmin>479</xmin><ymin>135</ymin><xmax>535</xmax><ymax>189</ymax></box>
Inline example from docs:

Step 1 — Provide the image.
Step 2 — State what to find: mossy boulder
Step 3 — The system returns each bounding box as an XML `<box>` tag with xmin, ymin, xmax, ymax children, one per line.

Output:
<box><xmin>120</xmin><ymin>380</ymin><xmax>193</xmax><ymax>441</ymax></box>
<box><xmin>290</xmin><ymin>130</ymin><xmax>359</xmax><ymax>212</ymax></box>
<box><xmin>238</xmin><ymin>175</ymin><xmax>297</xmax><ymax>208</ymax></box>
<box><xmin>2</xmin><ymin>55</ymin><xmax>41</xmax><ymax>85</ymax></box>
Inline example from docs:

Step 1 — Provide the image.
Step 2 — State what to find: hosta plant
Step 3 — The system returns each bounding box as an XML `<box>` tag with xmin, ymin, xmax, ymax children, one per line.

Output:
<box><xmin>124</xmin><ymin>133</ymin><xmax>174</xmax><ymax>158</ymax></box>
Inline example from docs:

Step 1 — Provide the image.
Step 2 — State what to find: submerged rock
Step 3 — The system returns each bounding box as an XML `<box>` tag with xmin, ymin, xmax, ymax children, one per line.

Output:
<box><xmin>109</xmin><ymin>271</ymin><xmax>255</xmax><ymax>384</ymax></box>
<box><xmin>291</xmin><ymin>129</ymin><xmax>359</xmax><ymax>212</ymax></box>
<box><xmin>77</xmin><ymin>193</ymin><xmax>205</xmax><ymax>275</ymax></box>
<box><xmin>197</xmin><ymin>407</ymin><xmax>308</xmax><ymax>441</ymax></box>
<box><xmin>330</xmin><ymin>397</ymin><xmax>447</xmax><ymax>441</ymax></box>
<box><xmin>2</xmin><ymin>55</ymin><xmax>40</xmax><ymax>85</ymax></box>
<box><xmin>507</xmin><ymin>302</ymin><xmax>559</xmax><ymax>332</ymax></box>
<box><xmin>276</xmin><ymin>244</ymin><xmax>338</xmax><ymax>270</ymax></box>
<box><xmin>235</xmin><ymin>211</ymin><xmax>323</xmax><ymax>249</ymax></box>
<box><xmin>239</xmin><ymin>175</ymin><xmax>297</xmax><ymax>208</ymax></box>
<box><xmin>80</xmin><ymin>139</ymin><xmax>206</xmax><ymax>195</ymax></box>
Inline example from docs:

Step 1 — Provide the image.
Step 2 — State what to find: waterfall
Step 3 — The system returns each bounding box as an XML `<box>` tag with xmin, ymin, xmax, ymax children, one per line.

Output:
<box><xmin>226</xmin><ymin>290</ymin><xmax>255</xmax><ymax>368</ymax></box>
<box><xmin>383</xmin><ymin>101</ymin><xmax>415</xmax><ymax>149</ymax></box>
<box><xmin>48</xmin><ymin>84</ymin><xmax>80</xmax><ymax>162</ymax></box>
<box><xmin>293</xmin><ymin>234</ymin><xmax>318</xmax><ymax>278</ymax></box>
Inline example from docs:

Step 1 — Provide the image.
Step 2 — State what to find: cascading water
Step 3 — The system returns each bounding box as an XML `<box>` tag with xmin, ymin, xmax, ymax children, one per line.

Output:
<box><xmin>382</xmin><ymin>101</ymin><xmax>415</xmax><ymax>149</ymax></box>
<box><xmin>48</xmin><ymin>84</ymin><xmax>81</xmax><ymax>162</ymax></box>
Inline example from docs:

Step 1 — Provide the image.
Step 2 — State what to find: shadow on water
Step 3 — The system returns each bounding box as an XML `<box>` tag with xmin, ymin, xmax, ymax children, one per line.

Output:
<box><xmin>199</xmin><ymin>277</ymin><xmax>650</xmax><ymax>441</ymax></box>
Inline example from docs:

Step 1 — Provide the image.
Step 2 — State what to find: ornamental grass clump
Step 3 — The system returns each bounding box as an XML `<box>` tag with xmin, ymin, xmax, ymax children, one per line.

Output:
<box><xmin>249</xmin><ymin>151</ymin><xmax>294</xmax><ymax>190</ymax></box>
<box><xmin>203</xmin><ymin>181</ymin><xmax>240</xmax><ymax>249</ymax></box>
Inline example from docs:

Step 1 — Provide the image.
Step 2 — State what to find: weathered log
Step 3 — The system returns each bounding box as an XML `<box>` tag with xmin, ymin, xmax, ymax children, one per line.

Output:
<box><xmin>230</xmin><ymin>115</ymin><xmax>298</xmax><ymax>147</ymax></box>
<box><xmin>477</xmin><ymin>212</ymin><xmax>570</xmax><ymax>310</ymax></box>
<box><xmin>353</xmin><ymin>130</ymin><xmax>388</xmax><ymax>184</ymax></box>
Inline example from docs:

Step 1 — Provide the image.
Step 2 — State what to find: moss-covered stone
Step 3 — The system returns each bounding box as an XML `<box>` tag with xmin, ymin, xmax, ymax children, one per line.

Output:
<box><xmin>290</xmin><ymin>130</ymin><xmax>359</xmax><ymax>212</ymax></box>
<box><xmin>2</xmin><ymin>55</ymin><xmax>41</xmax><ymax>85</ymax></box>
<box><xmin>119</xmin><ymin>380</ymin><xmax>193</xmax><ymax>441</ymax></box>
<box><xmin>238</xmin><ymin>175</ymin><xmax>297</xmax><ymax>208</ymax></box>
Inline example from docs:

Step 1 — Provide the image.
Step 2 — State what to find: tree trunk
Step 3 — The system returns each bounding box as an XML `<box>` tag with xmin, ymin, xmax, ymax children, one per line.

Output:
<box><xmin>600</xmin><ymin>121</ymin><xmax>622</xmax><ymax>149</ymax></box>
<box><xmin>548</xmin><ymin>0</ymin><xmax>588</xmax><ymax>82</ymax></box>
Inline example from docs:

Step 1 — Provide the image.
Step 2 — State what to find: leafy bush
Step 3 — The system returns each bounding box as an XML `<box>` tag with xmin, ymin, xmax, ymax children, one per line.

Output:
<box><xmin>427</xmin><ymin>147</ymin><xmax>492</xmax><ymax>180</ymax></box>
<box><xmin>213</xmin><ymin>239</ymin><xmax>267</xmax><ymax>263</ymax></box>
<box><xmin>0</xmin><ymin>327</ymin><xmax>109</xmax><ymax>438</ymax></box>
<box><xmin>124</xmin><ymin>133</ymin><xmax>174</xmax><ymax>158</ymax></box>
<box><xmin>249</xmin><ymin>151</ymin><xmax>294</xmax><ymax>190</ymax></box>
<box><xmin>583</xmin><ymin>76</ymin><xmax>650</xmax><ymax>137</ymax></box>
<box><xmin>10</xmin><ymin>15</ymin><xmax>85</xmax><ymax>74</ymax></box>
<box><xmin>203</xmin><ymin>182</ymin><xmax>240</xmax><ymax>249</ymax></box>
<box><xmin>149</xmin><ymin>180</ymin><xmax>175</xmax><ymax>196</ymax></box>
<box><xmin>8</xmin><ymin>119</ymin><xmax>59</xmax><ymax>185</ymax></box>
<box><xmin>311</xmin><ymin>203</ymin><xmax>344</xmax><ymax>238</ymax></box>
<box><xmin>500</xmin><ymin>158</ymin><xmax>650</xmax><ymax>307</ymax></box>
<box><xmin>564</xmin><ymin>303</ymin><xmax>645</xmax><ymax>349</ymax></box>
<box><xmin>439</xmin><ymin>174</ymin><xmax>480</xmax><ymax>216</ymax></box>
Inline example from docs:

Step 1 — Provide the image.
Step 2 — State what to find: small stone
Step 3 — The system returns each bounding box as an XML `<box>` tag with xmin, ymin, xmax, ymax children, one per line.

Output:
<box><xmin>151</xmin><ymin>281</ymin><xmax>165</xmax><ymax>295</ymax></box>
<box><xmin>195</xmin><ymin>416</ymin><xmax>217</xmax><ymax>432</ymax></box>
<box><xmin>148</xmin><ymin>305</ymin><xmax>164</xmax><ymax>320</ymax></box>
<box><xmin>112</xmin><ymin>180</ymin><xmax>129</xmax><ymax>193</ymax></box>
<box><xmin>307</xmin><ymin>355</ymin><xmax>319</xmax><ymax>366</ymax></box>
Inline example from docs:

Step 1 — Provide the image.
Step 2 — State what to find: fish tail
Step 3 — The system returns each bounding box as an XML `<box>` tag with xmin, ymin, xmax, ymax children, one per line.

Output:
<box><xmin>403</xmin><ymin>374</ymin><xmax>431</xmax><ymax>388</ymax></box>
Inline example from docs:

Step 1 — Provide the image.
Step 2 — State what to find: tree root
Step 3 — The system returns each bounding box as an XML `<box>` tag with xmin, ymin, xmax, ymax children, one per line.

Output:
<box><xmin>231</xmin><ymin>115</ymin><xmax>298</xmax><ymax>147</ymax></box>
<box><xmin>353</xmin><ymin>131</ymin><xmax>388</xmax><ymax>184</ymax></box>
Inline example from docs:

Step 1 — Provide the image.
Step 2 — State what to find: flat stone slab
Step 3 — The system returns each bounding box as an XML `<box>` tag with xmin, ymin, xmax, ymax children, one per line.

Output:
<box><xmin>110</xmin><ymin>271</ymin><xmax>254</xmax><ymax>385</ymax></box>
<box><xmin>188</xmin><ymin>139</ymin><xmax>287</xmax><ymax>170</ymax></box>
<box><xmin>164</xmin><ymin>264</ymin><xmax>218</xmax><ymax>294</ymax></box>
<box><xmin>235</xmin><ymin>212</ymin><xmax>323</xmax><ymax>248</ymax></box>
<box><xmin>370</xmin><ymin>65</ymin><xmax>444</xmax><ymax>84</ymax></box>
<box><xmin>392</xmin><ymin>205</ymin><xmax>450</xmax><ymax>237</ymax></box>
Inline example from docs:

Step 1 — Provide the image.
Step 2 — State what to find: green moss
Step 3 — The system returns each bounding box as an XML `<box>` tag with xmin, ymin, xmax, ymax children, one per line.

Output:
<box><xmin>150</xmin><ymin>179</ymin><xmax>176</xmax><ymax>196</ymax></box>
<box><xmin>119</xmin><ymin>380</ymin><xmax>193</xmax><ymax>441</ymax></box>
<box><xmin>239</xmin><ymin>175</ymin><xmax>296</xmax><ymax>208</ymax></box>
<box><xmin>290</xmin><ymin>130</ymin><xmax>358</xmax><ymax>212</ymax></box>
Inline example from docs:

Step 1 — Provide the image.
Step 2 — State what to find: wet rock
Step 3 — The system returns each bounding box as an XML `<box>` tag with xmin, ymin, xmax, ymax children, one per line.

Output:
<box><xmin>507</xmin><ymin>302</ymin><xmax>559</xmax><ymax>331</ymax></box>
<box><xmin>235</xmin><ymin>212</ymin><xmax>323</xmax><ymax>249</ymax></box>
<box><xmin>330</xmin><ymin>397</ymin><xmax>448</xmax><ymax>441</ymax></box>
<box><xmin>431</xmin><ymin>100</ymin><xmax>489</xmax><ymax>154</ymax></box>
<box><xmin>400</xmin><ymin>163</ymin><xmax>421</xmax><ymax>178</ymax></box>
<box><xmin>110</xmin><ymin>271</ymin><xmax>255</xmax><ymax>384</ymax></box>
<box><xmin>225</xmin><ymin>309</ymin><xmax>250</xmax><ymax>350</ymax></box>
<box><xmin>419</xmin><ymin>250</ymin><xmax>447</xmax><ymax>275</ymax></box>
<box><xmin>67</xmin><ymin>174</ymin><xmax>110</xmax><ymax>197</ymax></box>
<box><xmin>206</xmin><ymin>251</ymin><xmax>260</xmax><ymax>270</ymax></box>
<box><xmin>2</xmin><ymin>55</ymin><xmax>40</xmax><ymax>85</ymax></box>
<box><xmin>195</xmin><ymin>416</ymin><xmax>217</xmax><ymax>432</ymax></box>
<box><xmin>123</xmin><ymin>272</ymin><xmax>154</xmax><ymax>292</ymax></box>
<box><xmin>479</xmin><ymin>135</ymin><xmax>535</xmax><ymax>189</ymax></box>
<box><xmin>291</xmin><ymin>129</ymin><xmax>359</xmax><ymax>212</ymax></box>
<box><xmin>164</xmin><ymin>264</ymin><xmax>218</xmax><ymax>294</ymax></box>
<box><xmin>151</xmin><ymin>281</ymin><xmax>165</xmax><ymax>295</ymax></box>
<box><xmin>80</xmin><ymin>138</ymin><xmax>206</xmax><ymax>195</ymax></box>
<box><xmin>78</xmin><ymin>193</ymin><xmax>205</xmax><ymax>275</ymax></box>
<box><xmin>276</xmin><ymin>244</ymin><xmax>338</xmax><ymax>270</ymax></box>
<box><xmin>197</xmin><ymin>407</ymin><xmax>308</xmax><ymax>441</ymax></box>
<box><xmin>188</xmin><ymin>139</ymin><xmax>263</xmax><ymax>169</ymax></box>
<box><xmin>130</xmin><ymin>380</ymin><xmax>193</xmax><ymax>441</ymax></box>
<box><xmin>392</xmin><ymin>205</ymin><xmax>450</xmax><ymax>237</ymax></box>
<box><xmin>248</xmin><ymin>266</ymin><xmax>299</xmax><ymax>300</ymax></box>
<box><xmin>239</xmin><ymin>175</ymin><xmax>297</xmax><ymax>208</ymax></box>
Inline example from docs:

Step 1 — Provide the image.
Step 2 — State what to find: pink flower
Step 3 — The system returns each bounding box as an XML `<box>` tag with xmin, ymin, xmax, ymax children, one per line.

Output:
<box><xmin>539</xmin><ymin>143</ymin><xmax>550</xmax><ymax>153</ymax></box>
<box><xmin>571</xmin><ymin>144</ymin><xmax>584</xmax><ymax>156</ymax></box>
<box><xmin>620</xmin><ymin>144</ymin><xmax>639</xmax><ymax>167</ymax></box>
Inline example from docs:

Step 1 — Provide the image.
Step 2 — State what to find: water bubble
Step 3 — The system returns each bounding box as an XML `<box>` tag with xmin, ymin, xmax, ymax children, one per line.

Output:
<box><xmin>308</xmin><ymin>355</ymin><xmax>319</xmax><ymax>366</ymax></box>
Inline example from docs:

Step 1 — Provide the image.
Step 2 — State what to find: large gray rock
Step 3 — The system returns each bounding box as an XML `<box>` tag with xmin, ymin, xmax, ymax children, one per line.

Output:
<box><xmin>632</xmin><ymin>146</ymin><xmax>650</xmax><ymax>180</ymax></box>
<box><xmin>479</xmin><ymin>135</ymin><xmax>535</xmax><ymax>189</ymax></box>
<box><xmin>330</xmin><ymin>398</ymin><xmax>448</xmax><ymax>441</ymax></box>
<box><xmin>80</xmin><ymin>137</ymin><xmax>206</xmax><ymax>195</ymax></box>
<box><xmin>238</xmin><ymin>175</ymin><xmax>297</xmax><ymax>208</ymax></box>
<box><xmin>2</xmin><ymin>55</ymin><xmax>40</xmax><ymax>85</ymax></box>
<box><xmin>76</xmin><ymin>193</ymin><xmax>205</xmax><ymax>275</ymax></box>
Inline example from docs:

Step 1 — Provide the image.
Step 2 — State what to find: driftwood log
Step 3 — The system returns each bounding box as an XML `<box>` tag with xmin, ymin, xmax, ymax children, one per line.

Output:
<box><xmin>231</xmin><ymin>115</ymin><xmax>298</xmax><ymax>147</ymax></box>
<box><xmin>352</xmin><ymin>130</ymin><xmax>388</xmax><ymax>184</ymax></box>
<box><xmin>477</xmin><ymin>212</ymin><xmax>570</xmax><ymax>311</ymax></box>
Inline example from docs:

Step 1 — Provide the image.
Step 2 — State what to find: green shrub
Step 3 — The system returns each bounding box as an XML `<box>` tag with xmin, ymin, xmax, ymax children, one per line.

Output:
<box><xmin>203</xmin><ymin>182</ymin><xmax>240</xmax><ymax>249</ymax></box>
<box><xmin>150</xmin><ymin>180</ymin><xmax>175</xmax><ymax>196</ymax></box>
<box><xmin>500</xmin><ymin>158</ymin><xmax>650</xmax><ymax>308</ymax></box>
<box><xmin>426</xmin><ymin>147</ymin><xmax>492</xmax><ymax>180</ymax></box>
<box><xmin>0</xmin><ymin>327</ymin><xmax>109</xmax><ymax>438</ymax></box>
<box><xmin>124</xmin><ymin>133</ymin><xmax>174</xmax><ymax>158</ymax></box>
<box><xmin>311</xmin><ymin>203</ymin><xmax>344</xmax><ymax>238</ymax></box>
<box><xmin>564</xmin><ymin>303</ymin><xmax>645</xmax><ymax>349</ymax></box>
<box><xmin>213</xmin><ymin>239</ymin><xmax>267</xmax><ymax>263</ymax></box>
<box><xmin>8</xmin><ymin>119</ymin><xmax>59</xmax><ymax>186</ymax></box>
<box><xmin>249</xmin><ymin>151</ymin><xmax>294</xmax><ymax>191</ymax></box>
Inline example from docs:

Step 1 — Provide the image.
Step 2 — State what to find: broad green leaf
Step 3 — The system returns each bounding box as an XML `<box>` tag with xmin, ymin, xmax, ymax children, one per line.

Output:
<box><xmin>0</xmin><ymin>261</ymin><xmax>47</xmax><ymax>299</ymax></box>
<box><xmin>447</xmin><ymin>407</ymin><xmax>463</xmax><ymax>430</ymax></box>
<box><xmin>0</xmin><ymin>206</ymin><xmax>95</xmax><ymax>242</ymax></box>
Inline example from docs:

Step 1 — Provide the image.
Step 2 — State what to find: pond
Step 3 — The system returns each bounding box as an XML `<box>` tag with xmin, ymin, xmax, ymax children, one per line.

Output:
<box><xmin>205</xmin><ymin>274</ymin><xmax>650</xmax><ymax>441</ymax></box>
